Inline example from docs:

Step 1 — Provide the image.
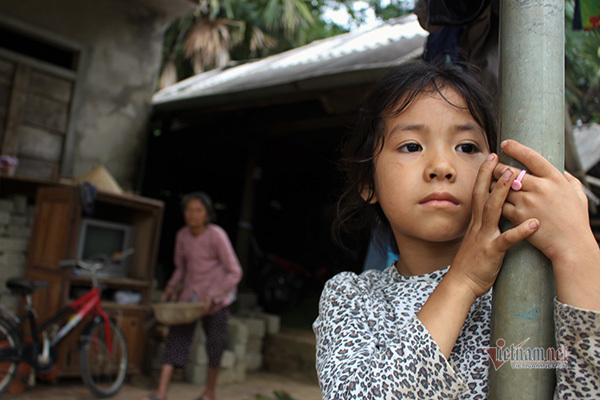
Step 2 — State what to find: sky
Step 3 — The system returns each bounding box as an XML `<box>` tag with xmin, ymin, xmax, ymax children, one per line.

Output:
<box><xmin>322</xmin><ymin>1</ymin><xmax>383</xmax><ymax>32</ymax></box>
<box><xmin>322</xmin><ymin>1</ymin><xmax>415</xmax><ymax>32</ymax></box>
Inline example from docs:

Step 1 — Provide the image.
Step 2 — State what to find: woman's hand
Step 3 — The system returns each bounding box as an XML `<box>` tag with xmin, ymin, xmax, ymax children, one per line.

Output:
<box><xmin>161</xmin><ymin>286</ymin><xmax>178</xmax><ymax>302</ymax></box>
<box><xmin>493</xmin><ymin>139</ymin><xmax>600</xmax><ymax>311</ymax></box>
<box><xmin>449</xmin><ymin>152</ymin><xmax>540</xmax><ymax>299</ymax></box>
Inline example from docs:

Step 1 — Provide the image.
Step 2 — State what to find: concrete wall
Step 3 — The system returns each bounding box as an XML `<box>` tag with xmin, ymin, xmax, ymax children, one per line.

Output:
<box><xmin>0</xmin><ymin>0</ymin><xmax>188</xmax><ymax>190</ymax></box>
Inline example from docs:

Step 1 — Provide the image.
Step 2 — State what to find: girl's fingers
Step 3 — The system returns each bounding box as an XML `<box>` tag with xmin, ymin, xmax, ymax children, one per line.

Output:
<box><xmin>481</xmin><ymin>166</ymin><xmax>515</xmax><ymax>228</ymax></box>
<box><xmin>471</xmin><ymin>153</ymin><xmax>498</xmax><ymax>218</ymax></box>
<box><xmin>494</xmin><ymin>218</ymin><xmax>539</xmax><ymax>253</ymax></box>
<box><xmin>500</xmin><ymin>140</ymin><xmax>560</xmax><ymax>179</ymax></box>
<box><xmin>564</xmin><ymin>171</ymin><xmax>588</xmax><ymax>203</ymax></box>
<box><xmin>501</xmin><ymin>202</ymin><xmax>519</xmax><ymax>225</ymax></box>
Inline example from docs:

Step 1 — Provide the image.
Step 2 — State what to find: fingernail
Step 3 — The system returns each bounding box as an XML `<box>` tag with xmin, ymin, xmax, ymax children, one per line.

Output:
<box><xmin>503</xmin><ymin>169</ymin><xmax>513</xmax><ymax>180</ymax></box>
<box><xmin>501</xmin><ymin>140</ymin><xmax>509</xmax><ymax>149</ymax></box>
<box><xmin>487</xmin><ymin>153</ymin><xmax>495</xmax><ymax>162</ymax></box>
<box><xmin>529</xmin><ymin>219</ymin><xmax>539</xmax><ymax>229</ymax></box>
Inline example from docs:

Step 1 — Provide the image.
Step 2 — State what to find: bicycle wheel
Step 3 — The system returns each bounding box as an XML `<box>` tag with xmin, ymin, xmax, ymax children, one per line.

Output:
<box><xmin>0</xmin><ymin>317</ymin><xmax>21</xmax><ymax>395</ymax></box>
<box><xmin>80</xmin><ymin>318</ymin><xmax>128</xmax><ymax>398</ymax></box>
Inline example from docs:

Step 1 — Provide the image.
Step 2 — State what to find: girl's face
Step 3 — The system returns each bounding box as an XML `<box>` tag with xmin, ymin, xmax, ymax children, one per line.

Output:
<box><xmin>184</xmin><ymin>198</ymin><xmax>209</xmax><ymax>230</ymax></box>
<box><xmin>368</xmin><ymin>87</ymin><xmax>490</xmax><ymax>246</ymax></box>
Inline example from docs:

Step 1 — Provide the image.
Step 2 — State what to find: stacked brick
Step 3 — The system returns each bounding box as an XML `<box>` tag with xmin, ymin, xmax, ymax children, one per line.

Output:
<box><xmin>183</xmin><ymin>293</ymin><xmax>281</xmax><ymax>385</ymax></box>
<box><xmin>0</xmin><ymin>195</ymin><xmax>33</xmax><ymax>310</ymax></box>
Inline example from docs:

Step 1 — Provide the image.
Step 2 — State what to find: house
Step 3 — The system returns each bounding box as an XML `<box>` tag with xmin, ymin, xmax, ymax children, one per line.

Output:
<box><xmin>145</xmin><ymin>15</ymin><xmax>428</xmax><ymax>297</ymax></box>
<box><xmin>0</xmin><ymin>0</ymin><xmax>194</xmax><ymax>187</ymax></box>
<box><xmin>0</xmin><ymin>0</ymin><xmax>196</xmax><ymax>375</ymax></box>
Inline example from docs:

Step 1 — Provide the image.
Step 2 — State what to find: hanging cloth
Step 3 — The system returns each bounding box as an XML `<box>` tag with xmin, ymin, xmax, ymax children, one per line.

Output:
<box><xmin>578</xmin><ymin>0</ymin><xmax>600</xmax><ymax>31</ymax></box>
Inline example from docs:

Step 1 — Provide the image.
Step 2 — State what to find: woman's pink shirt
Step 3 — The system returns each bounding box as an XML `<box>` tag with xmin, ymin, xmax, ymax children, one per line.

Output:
<box><xmin>168</xmin><ymin>224</ymin><xmax>242</xmax><ymax>312</ymax></box>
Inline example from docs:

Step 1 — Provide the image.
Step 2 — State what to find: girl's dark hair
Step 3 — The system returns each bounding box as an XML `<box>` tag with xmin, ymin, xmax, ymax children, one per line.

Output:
<box><xmin>181</xmin><ymin>191</ymin><xmax>217</xmax><ymax>223</ymax></box>
<box><xmin>333</xmin><ymin>60</ymin><xmax>497</xmax><ymax>253</ymax></box>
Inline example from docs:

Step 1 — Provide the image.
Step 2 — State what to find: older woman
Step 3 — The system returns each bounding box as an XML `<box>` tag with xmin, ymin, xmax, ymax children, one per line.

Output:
<box><xmin>142</xmin><ymin>191</ymin><xmax>242</xmax><ymax>400</ymax></box>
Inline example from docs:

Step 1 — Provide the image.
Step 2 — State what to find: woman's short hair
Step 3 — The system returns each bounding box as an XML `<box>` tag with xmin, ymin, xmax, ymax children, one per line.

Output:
<box><xmin>181</xmin><ymin>191</ymin><xmax>217</xmax><ymax>223</ymax></box>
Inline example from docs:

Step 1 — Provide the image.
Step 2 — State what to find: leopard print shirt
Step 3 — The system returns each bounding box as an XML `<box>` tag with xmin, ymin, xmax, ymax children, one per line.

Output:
<box><xmin>313</xmin><ymin>265</ymin><xmax>600</xmax><ymax>399</ymax></box>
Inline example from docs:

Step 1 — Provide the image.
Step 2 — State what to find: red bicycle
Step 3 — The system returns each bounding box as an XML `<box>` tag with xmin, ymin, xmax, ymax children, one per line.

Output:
<box><xmin>0</xmin><ymin>250</ymin><xmax>132</xmax><ymax>397</ymax></box>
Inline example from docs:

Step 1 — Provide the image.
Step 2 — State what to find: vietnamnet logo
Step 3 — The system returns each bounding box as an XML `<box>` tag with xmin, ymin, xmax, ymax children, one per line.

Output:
<box><xmin>485</xmin><ymin>338</ymin><xmax>568</xmax><ymax>370</ymax></box>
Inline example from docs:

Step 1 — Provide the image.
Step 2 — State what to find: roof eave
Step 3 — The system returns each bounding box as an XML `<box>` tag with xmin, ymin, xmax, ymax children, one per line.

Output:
<box><xmin>152</xmin><ymin>49</ymin><xmax>423</xmax><ymax>113</ymax></box>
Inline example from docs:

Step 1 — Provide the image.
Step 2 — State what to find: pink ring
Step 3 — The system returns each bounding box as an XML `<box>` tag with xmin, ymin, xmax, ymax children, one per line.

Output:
<box><xmin>511</xmin><ymin>170</ymin><xmax>527</xmax><ymax>191</ymax></box>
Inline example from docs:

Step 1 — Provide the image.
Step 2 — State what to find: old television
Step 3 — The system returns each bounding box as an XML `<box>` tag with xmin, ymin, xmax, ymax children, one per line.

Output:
<box><xmin>76</xmin><ymin>217</ymin><xmax>134</xmax><ymax>278</ymax></box>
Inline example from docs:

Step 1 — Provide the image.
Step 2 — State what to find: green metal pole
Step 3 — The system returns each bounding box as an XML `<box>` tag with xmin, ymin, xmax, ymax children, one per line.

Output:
<box><xmin>489</xmin><ymin>0</ymin><xmax>563</xmax><ymax>399</ymax></box>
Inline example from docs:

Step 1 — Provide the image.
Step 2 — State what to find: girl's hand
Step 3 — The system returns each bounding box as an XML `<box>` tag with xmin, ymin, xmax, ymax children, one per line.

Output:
<box><xmin>494</xmin><ymin>140</ymin><xmax>593</xmax><ymax>262</ymax></box>
<box><xmin>449</xmin><ymin>153</ymin><xmax>540</xmax><ymax>299</ymax></box>
<box><xmin>494</xmin><ymin>139</ymin><xmax>600</xmax><ymax>310</ymax></box>
<box><xmin>418</xmin><ymin>153</ymin><xmax>539</xmax><ymax>358</ymax></box>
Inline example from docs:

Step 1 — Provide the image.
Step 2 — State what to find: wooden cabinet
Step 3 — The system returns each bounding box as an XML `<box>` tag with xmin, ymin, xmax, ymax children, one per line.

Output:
<box><xmin>24</xmin><ymin>186</ymin><xmax>163</xmax><ymax>376</ymax></box>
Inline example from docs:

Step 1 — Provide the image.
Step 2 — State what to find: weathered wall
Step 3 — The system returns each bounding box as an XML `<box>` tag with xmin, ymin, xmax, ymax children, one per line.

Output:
<box><xmin>0</xmin><ymin>0</ymin><xmax>184</xmax><ymax>190</ymax></box>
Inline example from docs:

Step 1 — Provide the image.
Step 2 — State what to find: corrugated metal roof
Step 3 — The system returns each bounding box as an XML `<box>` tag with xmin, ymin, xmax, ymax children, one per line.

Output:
<box><xmin>152</xmin><ymin>14</ymin><xmax>427</xmax><ymax>109</ymax></box>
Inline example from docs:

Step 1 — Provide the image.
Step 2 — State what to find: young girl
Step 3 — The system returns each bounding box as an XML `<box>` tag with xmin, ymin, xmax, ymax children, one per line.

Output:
<box><xmin>313</xmin><ymin>61</ymin><xmax>600</xmax><ymax>398</ymax></box>
<box><xmin>142</xmin><ymin>192</ymin><xmax>242</xmax><ymax>400</ymax></box>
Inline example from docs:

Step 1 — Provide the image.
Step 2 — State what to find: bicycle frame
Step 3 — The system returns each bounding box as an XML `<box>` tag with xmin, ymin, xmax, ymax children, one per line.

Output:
<box><xmin>49</xmin><ymin>287</ymin><xmax>112</xmax><ymax>351</ymax></box>
<box><xmin>15</xmin><ymin>285</ymin><xmax>113</xmax><ymax>369</ymax></box>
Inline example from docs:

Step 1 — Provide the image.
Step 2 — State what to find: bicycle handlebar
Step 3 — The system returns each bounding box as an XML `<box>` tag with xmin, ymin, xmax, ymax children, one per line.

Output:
<box><xmin>59</xmin><ymin>248</ymin><xmax>135</xmax><ymax>272</ymax></box>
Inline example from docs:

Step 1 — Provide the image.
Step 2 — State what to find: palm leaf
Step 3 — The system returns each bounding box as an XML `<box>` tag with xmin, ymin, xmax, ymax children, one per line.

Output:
<box><xmin>184</xmin><ymin>18</ymin><xmax>233</xmax><ymax>72</ymax></box>
<box><xmin>158</xmin><ymin>57</ymin><xmax>177</xmax><ymax>89</ymax></box>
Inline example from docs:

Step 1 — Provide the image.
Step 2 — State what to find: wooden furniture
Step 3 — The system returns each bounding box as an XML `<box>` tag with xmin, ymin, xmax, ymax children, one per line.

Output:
<box><xmin>24</xmin><ymin>185</ymin><xmax>163</xmax><ymax>376</ymax></box>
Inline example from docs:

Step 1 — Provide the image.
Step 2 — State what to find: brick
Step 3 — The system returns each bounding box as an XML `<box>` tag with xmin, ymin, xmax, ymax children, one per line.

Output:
<box><xmin>263</xmin><ymin>329</ymin><xmax>318</xmax><ymax>384</ymax></box>
<box><xmin>220</xmin><ymin>349</ymin><xmax>235</xmax><ymax>369</ymax></box>
<box><xmin>217</xmin><ymin>363</ymin><xmax>246</xmax><ymax>384</ymax></box>
<box><xmin>227</xmin><ymin>318</ymin><xmax>248</xmax><ymax>345</ymax></box>
<box><xmin>25</xmin><ymin>206</ymin><xmax>35</xmax><ymax>220</ymax></box>
<box><xmin>245</xmin><ymin>353</ymin><xmax>263</xmax><ymax>371</ymax></box>
<box><xmin>192</xmin><ymin>323</ymin><xmax>206</xmax><ymax>345</ymax></box>
<box><xmin>0</xmin><ymin>199</ymin><xmax>14</xmax><ymax>212</ymax></box>
<box><xmin>0</xmin><ymin>262</ymin><xmax>25</xmax><ymax>280</ymax></box>
<box><xmin>0</xmin><ymin>252</ymin><xmax>26</xmax><ymax>265</ymax></box>
<box><xmin>241</xmin><ymin>317</ymin><xmax>266</xmax><ymax>338</ymax></box>
<box><xmin>189</xmin><ymin>342</ymin><xmax>208</xmax><ymax>364</ymax></box>
<box><xmin>0</xmin><ymin>210</ymin><xmax>10</xmax><ymax>225</ymax></box>
<box><xmin>0</xmin><ymin>238</ymin><xmax>27</xmax><ymax>252</ymax></box>
<box><xmin>237</xmin><ymin>310</ymin><xmax>281</xmax><ymax>335</ymax></box>
<box><xmin>236</xmin><ymin>291</ymin><xmax>258</xmax><ymax>310</ymax></box>
<box><xmin>9</xmin><ymin>215</ymin><xmax>29</xmax><ymax>226</ymax></box>
<box><xmin>246</xmin><ymin>337</ymin><xmax>263</xmax><ymax>354</ymax></box>
<box><xmin>185</xmin><ymin>362</ymin><xmax>207</xmax><ymax>385</ymax></box>
<box><xmin>0</xmin><ymin>292</ymin><xmax>19</xmax><ymax>311</ymax></box>
<box><xmin>232</xmin><ymin>343</ymin><xmax>246</xmax><ymax>361</ymax></box>
<box><xmin>6</xmin><ymin>225</ymin><xmax>31</xmax><ymax>238</ymax></box>
<box><xmin>0</xmin><ymin>253</ymin><xmax>27</xmax><ymax>279</ymax></box>
<box><xmin>234</xmin><ymin>360</ymin><xmax>247</xmax><ymax>382</ymax></box>
<box><xmin>216</xmin><ymin>366</ymin><xmax>236</xmax><ymax>385</ymax></box>
<box><xmin>12</xmin><ymin>196</ymin><xmax>27</xmax><ymax>215</ymax></box>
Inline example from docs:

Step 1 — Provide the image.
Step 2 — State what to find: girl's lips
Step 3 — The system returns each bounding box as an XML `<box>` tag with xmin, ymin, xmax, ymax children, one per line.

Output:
<box><xmin>419</xmin><ymin>192</ymin><xmax>460</xmax><ymax>207</ymax></box>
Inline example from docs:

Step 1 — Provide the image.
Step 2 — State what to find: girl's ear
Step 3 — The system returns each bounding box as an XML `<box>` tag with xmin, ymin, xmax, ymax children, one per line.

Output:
<box><xmin>360</xmin><ymin>186</ymin><xmax>378</xmax><ymax>204</ymax></box>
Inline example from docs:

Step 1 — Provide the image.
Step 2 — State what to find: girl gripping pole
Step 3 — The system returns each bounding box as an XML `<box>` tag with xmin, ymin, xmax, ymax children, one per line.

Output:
<box><xmin>313</xmin><ymin>60</ymin><xmax>600</xmax><ymax>399</ymax></box>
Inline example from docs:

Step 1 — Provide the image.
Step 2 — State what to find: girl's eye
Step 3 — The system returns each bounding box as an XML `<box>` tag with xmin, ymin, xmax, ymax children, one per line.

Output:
<box><xmin>456</xmin><ymin>143</ymin><xmax>480</xmax><ymax>154</ymax></box>
<box><xmin>398</xmin><ymin>143</ymin><xmax>422</xmax><ymax>153</ymax></box>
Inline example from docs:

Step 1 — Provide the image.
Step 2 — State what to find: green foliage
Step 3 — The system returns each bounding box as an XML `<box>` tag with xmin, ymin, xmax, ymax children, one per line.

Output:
<box><xmin>159</xmin><ymin>0</ymin><xmax>415</xmax><ymax>87</ymax></box>
<box><xmin>565</xmin><ymin>1</ymin><xmax>600</xmax><ymax>123</ymax></box>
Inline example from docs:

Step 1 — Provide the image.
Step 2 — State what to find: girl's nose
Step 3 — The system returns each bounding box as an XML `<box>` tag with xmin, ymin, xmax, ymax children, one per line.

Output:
<box><xmin>425</xmin><ymin>153</ymin><xmax>456</xmax><ymax>182</ymax></box>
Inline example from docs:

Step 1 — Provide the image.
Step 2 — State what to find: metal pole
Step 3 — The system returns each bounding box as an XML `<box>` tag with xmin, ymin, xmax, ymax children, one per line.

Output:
<box><xmin>489</xmin><ymin>0</ymin><xmax>563</xmax><ymax>399</ymax></box>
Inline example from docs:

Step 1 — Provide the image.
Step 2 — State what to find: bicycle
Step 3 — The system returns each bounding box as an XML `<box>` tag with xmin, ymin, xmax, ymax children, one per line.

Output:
<box><xmin>0</xmin><ymin>249</ymin><xmax>133</xmax><ymax>398</ymax></box>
